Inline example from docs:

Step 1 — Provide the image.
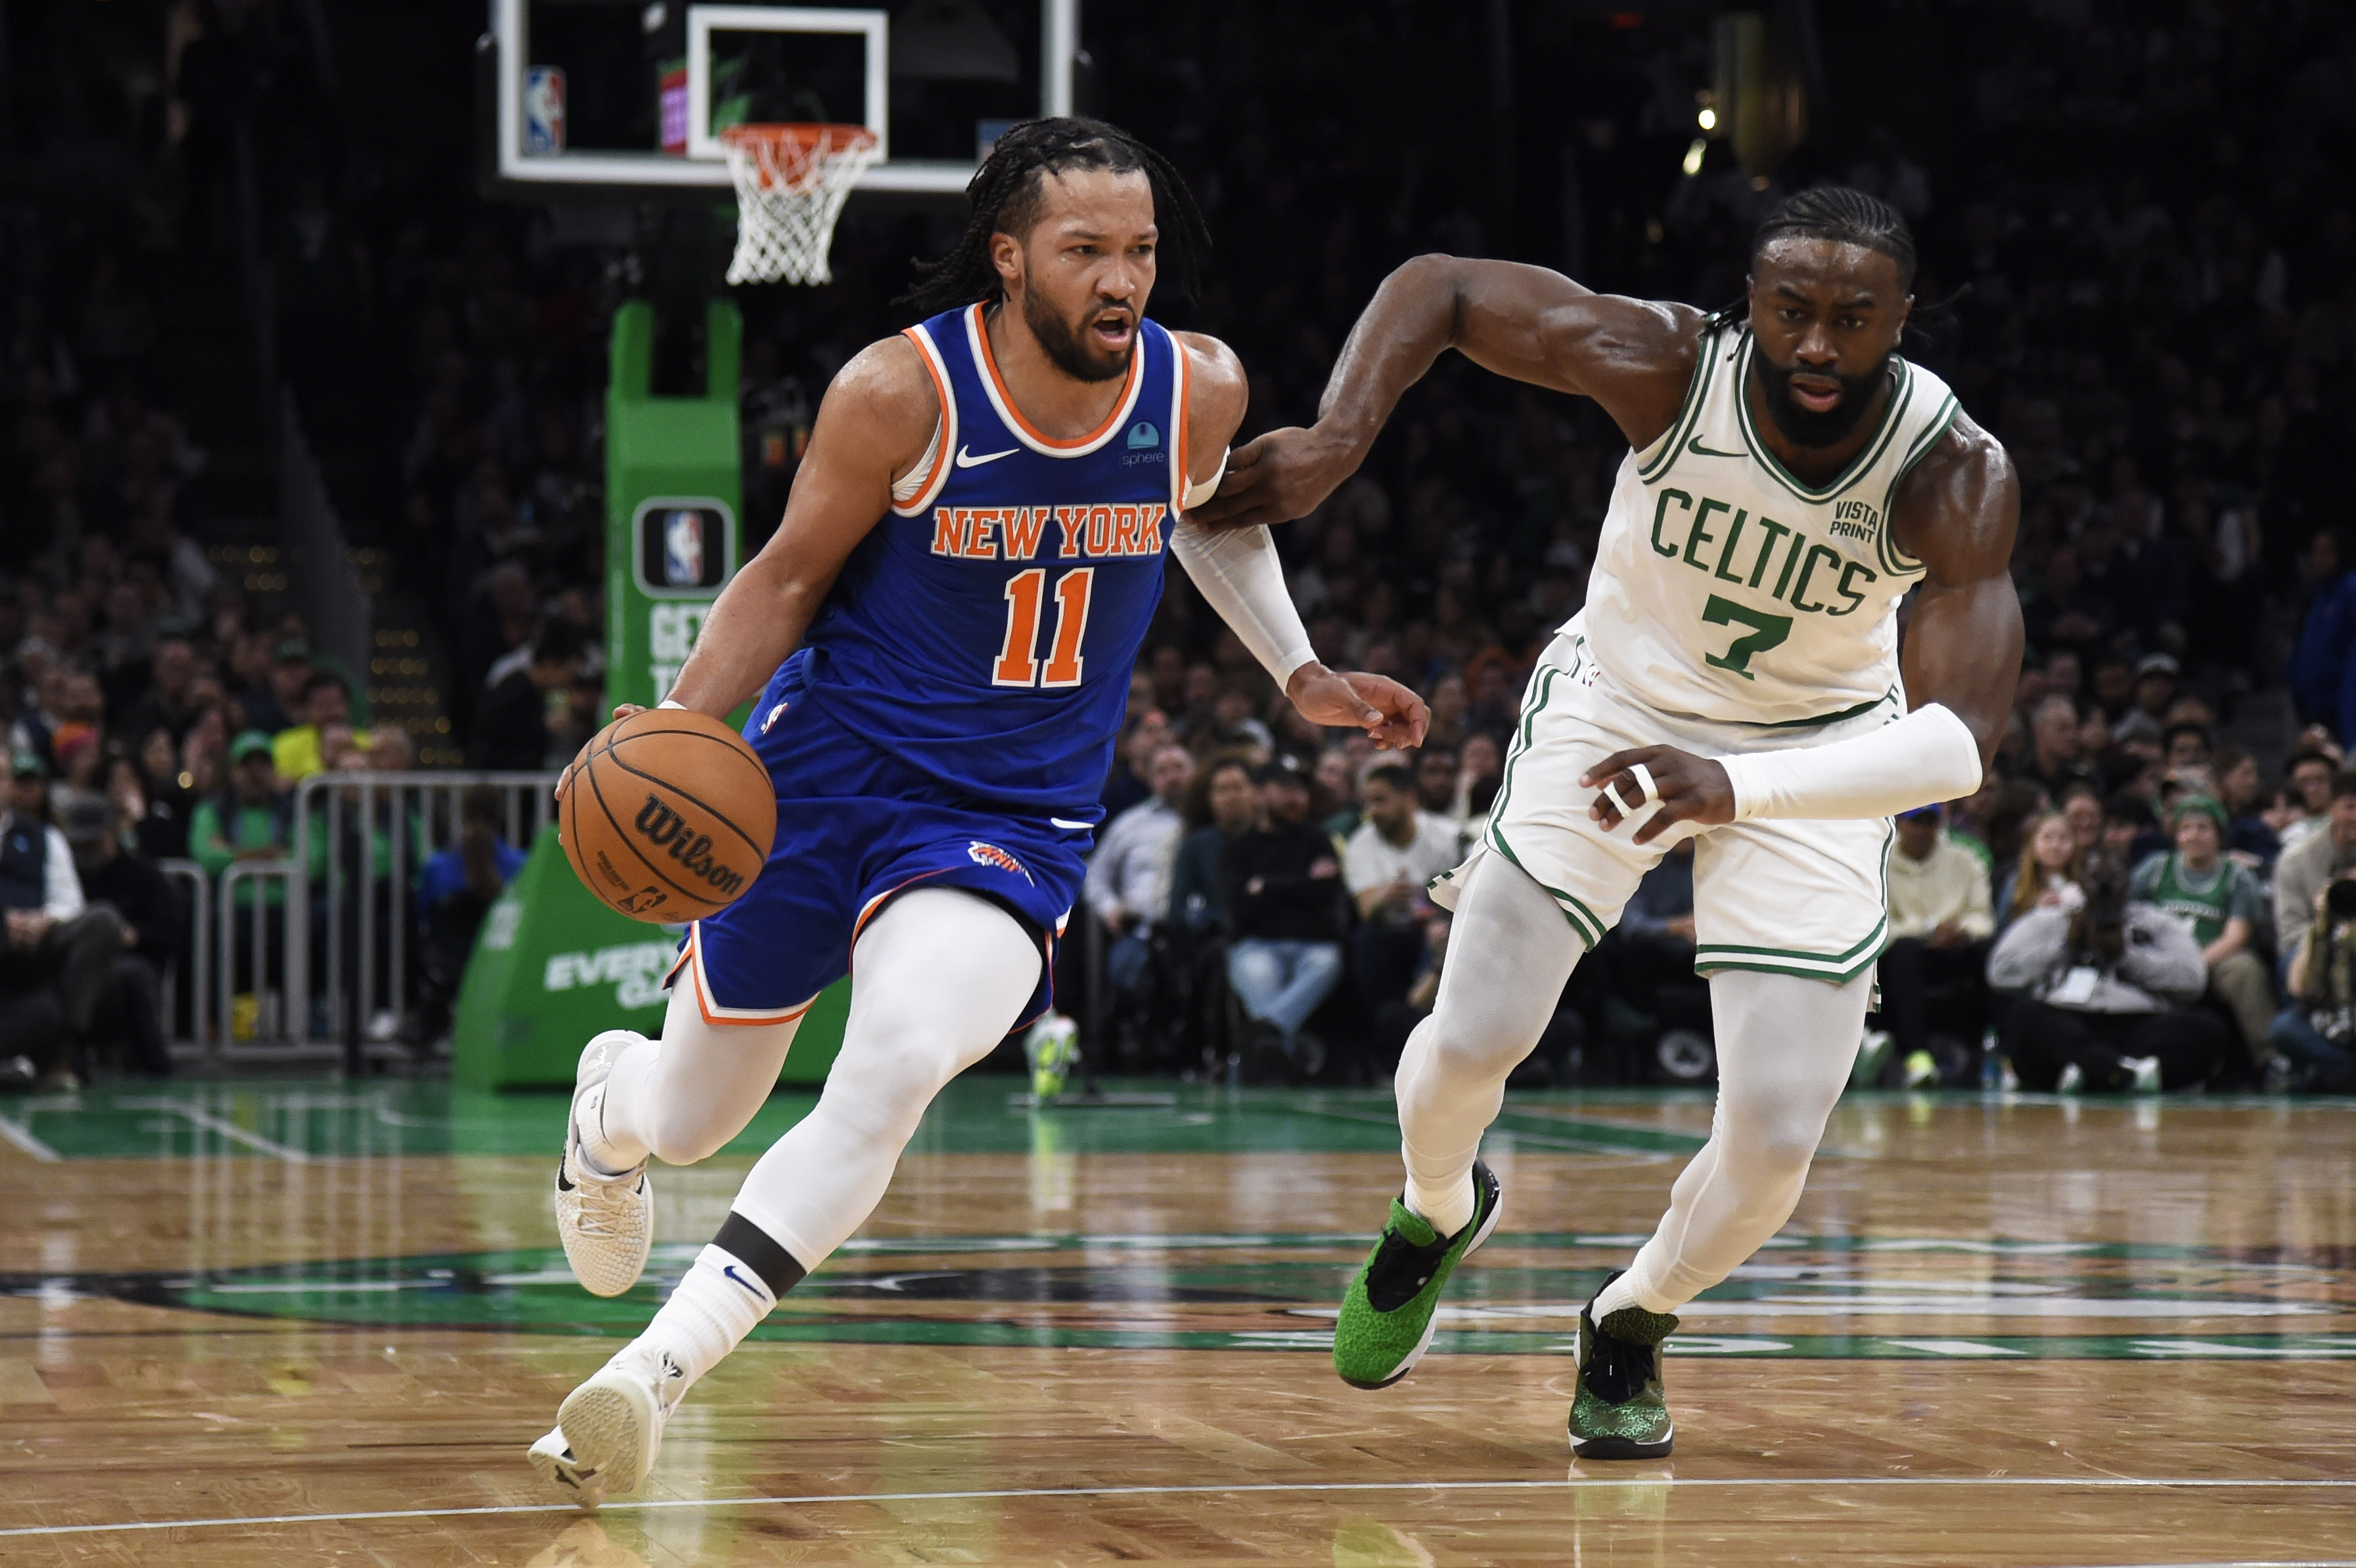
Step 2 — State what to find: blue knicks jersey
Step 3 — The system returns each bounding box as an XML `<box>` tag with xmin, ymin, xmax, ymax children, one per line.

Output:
<box><xmin>794</xmin><ymin>303</ymin><xmax>1192</xmax><ymax>817</ymax></box>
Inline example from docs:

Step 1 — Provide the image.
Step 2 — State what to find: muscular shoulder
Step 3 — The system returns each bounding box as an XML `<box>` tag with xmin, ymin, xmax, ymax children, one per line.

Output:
<box><xmin>1520</xmin><ymin>285</ymin><xmax>1707</xmax><ymax>449</ymax></box>
<box><xmin>1545</xmin><ymin>295</ymin><xmax>1708</xmax><ymax>380</ymax></box>
<box><xmin>821</xmin><ymin>334</ymin><xmax>941</xmax><ymax>479</ymax></box>
<box><xmin>1175</xmin><ymin>329</ymin><xmax>1248</xmax><ymax>478</ymax></box>
<box><xmin>1891</xmin><ymin>407</ymin><xmax>2018</xmax><ymax>584</ymax></box>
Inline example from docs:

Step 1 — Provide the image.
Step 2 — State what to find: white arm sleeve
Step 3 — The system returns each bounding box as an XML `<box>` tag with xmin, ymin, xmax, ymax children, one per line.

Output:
<box><xmin>1167</xmin><ymin>516</ymin><xmax>1317</xmax><ymax>688</ymax></box>
<box><xmin>1718</xmin><ymin>702</ymin><xmax>1984</xmax><ymax>822</ymax></box>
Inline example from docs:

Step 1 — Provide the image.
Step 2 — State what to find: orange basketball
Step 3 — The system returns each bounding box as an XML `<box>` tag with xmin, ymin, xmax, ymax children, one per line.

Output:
<box><xmin>560</xmin><ymin>707</ymin><xmax>776</xmax><ymax>924</ymax></box>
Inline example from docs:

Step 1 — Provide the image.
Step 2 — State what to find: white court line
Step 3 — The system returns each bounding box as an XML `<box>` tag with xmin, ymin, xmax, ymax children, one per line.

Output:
<box><xmin>0</xmin><ymin>1111</ymin><xmax>59</xmax><ymax>1162</ymax></box>
<box><xmin>4</xmin><ymin>1475</ymin><xmax>2353</xmax><ymax>1540</ymax></box>
<box><xmin>116</xmin><ymin>1099</ymin><xmax>311</xmax><ymax>1163</ymax></box>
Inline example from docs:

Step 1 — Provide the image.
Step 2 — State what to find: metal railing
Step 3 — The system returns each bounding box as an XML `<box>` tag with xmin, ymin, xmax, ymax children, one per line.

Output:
<box><xmin>158</xmin><ymin>771</ymin><xmax>561</xmax><ymax>1060</ymax></box>
<box><xmin>214</xmin><ymin>857</ymin><xmax>300</xmax><ymax>1048</ymax></box>
<box><xmin>157</xmin><ymin>859</ymin><xmax>209</xmax><ymax>1050</ymax></box>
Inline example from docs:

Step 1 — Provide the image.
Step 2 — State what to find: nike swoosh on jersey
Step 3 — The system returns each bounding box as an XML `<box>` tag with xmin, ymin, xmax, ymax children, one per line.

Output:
<box><xmin>1685</xmin><ymin>436</ymin><xmax>1748</xmax><ymax>458</ymax></box>
<box><xmin>1050</xmin><ymin>817</ymin><xmax>1094</xmax><ymax>830</ymax></box>
<box><xmin>955</xmin><ymin>445</ymin><xmax>1019</xmax><ymax>468</ymax></box>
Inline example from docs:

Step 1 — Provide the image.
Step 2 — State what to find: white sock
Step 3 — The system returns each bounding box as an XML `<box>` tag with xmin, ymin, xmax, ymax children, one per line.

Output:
<box><xmin>1591</xmin><ymin>1270</ymin><xmax>1663</xmax><ymax>1321</ymax></box>
<box><xmin>620</xmin><ymin>1243</ymin><xmax>775</xmax><ymax>1395</ymax></box>
<box><xmin>1404</xmin><ymin>1161</ymin><xmax>1476</xmax><ymax>1238</ymax></box>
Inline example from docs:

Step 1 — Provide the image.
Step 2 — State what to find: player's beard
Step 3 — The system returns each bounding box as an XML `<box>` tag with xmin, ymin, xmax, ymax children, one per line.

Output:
<box><xmin>1025</xmin><ymin>288</ymin><xmax>1133</xmax><ymax>384</ymax></box>
<box><xmin>1750</xmin><ymin>346</ymin><xmax>1892</xmax><ymax>449</ymax></box>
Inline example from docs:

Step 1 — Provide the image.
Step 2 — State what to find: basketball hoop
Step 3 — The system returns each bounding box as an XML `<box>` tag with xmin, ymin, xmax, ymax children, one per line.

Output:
<box><xmin>719</xmin><ymin>123</ymin><xmax>882</xmax><ymax>287</ymax></box>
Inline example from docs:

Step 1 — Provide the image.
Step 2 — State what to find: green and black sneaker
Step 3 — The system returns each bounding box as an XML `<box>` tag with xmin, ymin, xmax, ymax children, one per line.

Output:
<box><xmin>1331</xmin><ymin>1162</ymin><xmax>1503</xmax><ymax>1390</ymax></box>
<box><xmin>1568</xmin><ymin>1270</ymin><xmax>1677</xmax><ymax>1459</ymax></box>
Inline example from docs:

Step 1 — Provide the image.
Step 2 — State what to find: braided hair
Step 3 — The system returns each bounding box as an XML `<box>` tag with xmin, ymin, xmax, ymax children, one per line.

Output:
<box><xmin>898</xmin><ymin>116</ymin><xmax>1210</xmax><ymax>315</ymax></box>
<box><xmin>1751</xmin><ymin>186</ymin><xmax>1917</xmax><ymax>290</ymax></box>
<box><xmin>1706</xmin><ymin>185</ymin><xmax>1921</xmax><ymax>332</ymax></box>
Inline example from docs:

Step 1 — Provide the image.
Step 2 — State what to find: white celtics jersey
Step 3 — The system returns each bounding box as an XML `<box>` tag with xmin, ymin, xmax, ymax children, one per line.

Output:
<box><xmin>1578</xmin><ymin>323</ymin><xmax>1959</xmax><ymax>726</ymax></box>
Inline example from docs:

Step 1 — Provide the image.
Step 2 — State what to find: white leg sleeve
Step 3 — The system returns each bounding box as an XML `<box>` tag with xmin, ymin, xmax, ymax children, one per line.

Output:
<box><xmin>590</xmin><ymin>975</ymin><xmax>801</xmax><ymax>1169</ymax></box>
<box><xmin>727</xmin><ymin>887</ymin><xmax>1042</xmax><ymax>1269</ymax></box>
<box><xmin>589</xmin><ymin>970</ymin><xmax>801</xmax><ymax>1167</ymax></box>
<box><xmin>1394</xmin><ymin>852</ymin><xmax>1585</xmax><ymax>1234</ymax></box>
<box><xmin>1614</xmin><ymin>967</ymin><xmax>1869</xmax><ymax>1315</ymax></box>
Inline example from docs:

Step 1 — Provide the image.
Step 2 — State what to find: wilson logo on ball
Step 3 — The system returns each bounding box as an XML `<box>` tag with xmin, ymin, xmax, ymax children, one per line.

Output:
<box><xmin>634</xmin><ymin>795</ymin><xmax>748</xmax><ymax>898</ymax></box>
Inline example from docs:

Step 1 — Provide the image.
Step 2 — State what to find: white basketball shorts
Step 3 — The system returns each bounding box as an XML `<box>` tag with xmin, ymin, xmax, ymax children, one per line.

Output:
<box><xmin>1432</xmin><ymin>628</ymin><xmax>1897</xmax><ymax>983</ymax></box>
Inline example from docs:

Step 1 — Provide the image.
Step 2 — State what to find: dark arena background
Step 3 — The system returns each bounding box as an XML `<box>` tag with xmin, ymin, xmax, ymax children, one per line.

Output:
<box><xmin>3</xmin><ymin>2</ymin><xmax>2355</xmax><ymax>1563</ymax></box>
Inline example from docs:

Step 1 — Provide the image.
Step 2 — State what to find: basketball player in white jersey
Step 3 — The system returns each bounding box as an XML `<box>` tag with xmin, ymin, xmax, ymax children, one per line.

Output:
<box><xmin>1199</xmin><ymin>189</ymin><xmax>2021</xmax><ymax>1456</ymax></box>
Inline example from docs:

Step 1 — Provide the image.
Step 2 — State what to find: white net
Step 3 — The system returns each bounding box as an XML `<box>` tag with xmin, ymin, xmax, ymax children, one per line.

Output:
<box><xmin>720</xmin><ymin>124</ymin><xmax>882</xmax><ymax>286</ymax></box>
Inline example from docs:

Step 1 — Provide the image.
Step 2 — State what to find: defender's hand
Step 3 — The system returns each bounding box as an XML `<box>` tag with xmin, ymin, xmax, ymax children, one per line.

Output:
<box><xmin>1582</xmin><ymin>745</ymin><xmax>1736</xmax><ymax>845</ymax></box>
<box><xmin>1286</xmin><ymin>665</ymin><xmax>1428</xmax><ymax>751</ymax></box>
<box><xmin>1189</xmin><ymin>425</ymin><xmax>1361</xmax><ymax>531</ymax></box>
<box><xmin>555</xmin><ymin>703</ymin><xmax>649</xmax><ymax>805</ymax></box>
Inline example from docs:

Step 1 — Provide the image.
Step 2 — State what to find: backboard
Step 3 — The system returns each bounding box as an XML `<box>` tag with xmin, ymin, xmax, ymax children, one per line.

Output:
<box><xmin>486</xmin><ymin>0</ymin><xmax>1075</xmax><ymax>198</ymax></box>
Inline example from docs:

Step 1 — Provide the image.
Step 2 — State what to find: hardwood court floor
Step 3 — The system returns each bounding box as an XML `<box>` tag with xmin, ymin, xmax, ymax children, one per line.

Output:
<box><xmin>3</xmin><ymin>1080</ymin><xmax>2353</xmax><ymax>1565</ymax></box>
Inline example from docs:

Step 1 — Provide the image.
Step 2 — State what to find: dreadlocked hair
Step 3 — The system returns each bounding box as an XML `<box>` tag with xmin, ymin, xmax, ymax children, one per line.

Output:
<box><xmin>897</xmin><ymin>116</ymin><xmax>1210</xmax><ymax>315</ymax></box>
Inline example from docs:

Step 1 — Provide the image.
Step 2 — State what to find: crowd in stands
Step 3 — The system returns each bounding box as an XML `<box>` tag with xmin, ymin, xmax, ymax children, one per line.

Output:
<box><xmin>3</xmin><ymin>1</ymin><xmax>2355</xmax><ymax>1092</ymax></box>
<box><xmin>1046</xmin><ymin>0</ymin><xmax>2356</xmax><ymax>1092</ymax></box>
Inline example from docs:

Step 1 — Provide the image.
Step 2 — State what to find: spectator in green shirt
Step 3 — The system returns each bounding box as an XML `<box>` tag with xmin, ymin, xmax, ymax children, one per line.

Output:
<box><xmin>190</xmin><ymin>731</ymin><xmax>323</xmax><ymax>906</ymax></box>
<box><xmin>2127</xmin><ymin>794</ymin><xmax>2274</xmax><ymax>1072</ymax></box>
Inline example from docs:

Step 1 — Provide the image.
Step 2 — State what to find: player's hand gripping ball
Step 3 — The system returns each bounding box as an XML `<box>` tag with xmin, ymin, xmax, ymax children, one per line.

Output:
<box><xmin>557</xmin><ymin>707</ymin><xmax>776</xmax><ymax>922</ymax></box>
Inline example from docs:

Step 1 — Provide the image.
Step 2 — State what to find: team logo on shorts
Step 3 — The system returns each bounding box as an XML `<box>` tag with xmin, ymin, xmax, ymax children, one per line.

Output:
<box><xmin>968</xmin><ymin>841</ymin><xmax>1033</xmax><ymax>884</ymax></box>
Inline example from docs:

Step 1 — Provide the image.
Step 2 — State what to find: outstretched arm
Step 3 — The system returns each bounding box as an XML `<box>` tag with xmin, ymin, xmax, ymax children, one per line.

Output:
<box><xmin>1171</xmin><ymin>332</ymin><xmax>1429</xmax><ymax>751</ymax></box>
<box><xmin>1583</xmin><ymin>416</ymin><xmax>2022</xmax><ymax>843</ymax></box>
<box><xmin>1192</xmin><ymin>256</ymin><xmax>1701</xmax><ymax>530</ymax></box>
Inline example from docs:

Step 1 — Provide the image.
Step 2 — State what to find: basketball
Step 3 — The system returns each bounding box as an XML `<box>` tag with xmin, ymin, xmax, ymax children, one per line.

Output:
<box><xmin>560</xmin><ymin>708</ymin><xmax>775</xmax><ymax>923</ymax></box>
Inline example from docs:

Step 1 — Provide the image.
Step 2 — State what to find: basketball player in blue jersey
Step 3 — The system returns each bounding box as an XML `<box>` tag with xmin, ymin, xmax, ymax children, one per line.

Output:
<box><xmin>526</xmin><ymin>118</ymin><xmax>1427</xmax><ymax>1506</ymax></box>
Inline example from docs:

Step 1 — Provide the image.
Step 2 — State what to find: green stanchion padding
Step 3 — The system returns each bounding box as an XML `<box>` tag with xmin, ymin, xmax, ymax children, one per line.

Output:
<box><xmin>606</xmin><ymin>298</ymin><xmax>744</xmax><ymax>713</ymax></box>
<box><xmin>451</xmin><ymin>824</ymin><xmax>846</xmax><ymax>1089</ymax></box>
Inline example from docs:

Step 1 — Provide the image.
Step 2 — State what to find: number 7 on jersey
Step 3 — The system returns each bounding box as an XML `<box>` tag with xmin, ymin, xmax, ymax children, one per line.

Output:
<box><xmin>994</xmin><ymin>567</ymin><xmax>1095</xmax><ymax>688</ymax></box>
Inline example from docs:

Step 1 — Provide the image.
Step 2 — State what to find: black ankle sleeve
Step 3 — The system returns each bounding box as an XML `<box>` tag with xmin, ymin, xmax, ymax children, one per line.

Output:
<box><xmin>713</xmin><ymin>1211</ymin><xmax>808</xmax><ymax>1298</ymax></box>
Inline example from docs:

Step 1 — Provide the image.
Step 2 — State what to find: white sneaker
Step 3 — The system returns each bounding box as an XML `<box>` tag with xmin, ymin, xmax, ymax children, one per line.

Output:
<box><xmin>2123</xmin><ymin>1054</ymin><xmax>2163</xmax><ymax>1094</ymax></box>
<box><xmin>554</xmin><ymin>1031</ymin><xmax>654</xmax><ymax>1298</ymax></box>
<box><xmin>527</xmin><ymin>1345</ymin><xmax>686</xmax><ymax>1508</ymax></box>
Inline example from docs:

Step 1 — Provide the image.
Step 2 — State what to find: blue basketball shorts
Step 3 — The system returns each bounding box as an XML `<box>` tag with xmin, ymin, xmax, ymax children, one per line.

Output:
<box><xmin>667</xmin><ymin>663</ymin><xmax>1089</xmax><ymax>1031</ymax></box>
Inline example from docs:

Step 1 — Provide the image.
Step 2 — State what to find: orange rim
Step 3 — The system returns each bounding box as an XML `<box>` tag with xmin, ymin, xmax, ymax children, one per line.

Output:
<box><xmin>719</xmin><ymin>122</ymin><xmax>878</xmax><ymax>189</ymax></box>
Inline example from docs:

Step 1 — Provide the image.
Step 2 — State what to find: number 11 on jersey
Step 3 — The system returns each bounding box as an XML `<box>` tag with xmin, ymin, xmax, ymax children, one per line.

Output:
<box><xmin>994</xmin><ymin>567</ymin><xmax>1095</xmax><ymax>688</ymax></box>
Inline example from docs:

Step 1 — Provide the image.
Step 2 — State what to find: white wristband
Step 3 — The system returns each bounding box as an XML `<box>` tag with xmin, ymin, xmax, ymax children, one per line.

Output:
<box><xmin>657</xmin><ymin>700</ymin><xmax>687</xmax><ymax>710</ymax></box>
<box><xmin>1719</xmin><ymin>702</ymin><xmax>1983</xmax><ymax>822</ymax></box>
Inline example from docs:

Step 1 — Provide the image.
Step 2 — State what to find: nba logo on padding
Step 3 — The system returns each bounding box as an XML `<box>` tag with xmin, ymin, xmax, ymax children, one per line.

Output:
<box><xmin>1125</xmin><ymin>420</ymin><xmax>1160</xmax><ymax>449</ymax></box>
<box><xmin>663</xmin><ymin>510</ymin><xmax>704</xmax><ymax>587</ymax></box>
